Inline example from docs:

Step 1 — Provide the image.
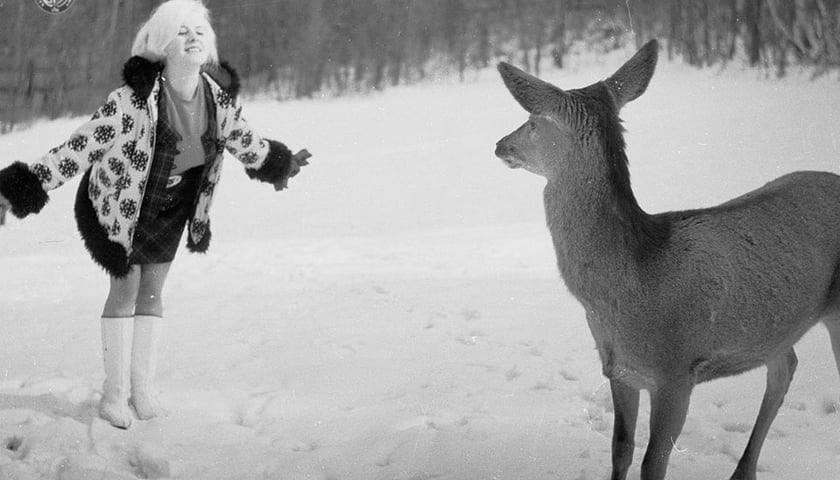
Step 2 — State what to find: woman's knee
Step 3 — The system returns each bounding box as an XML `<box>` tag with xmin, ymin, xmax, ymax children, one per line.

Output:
<box><xmin>135</xmin><ymin>288</ymin><xmax>164</xmax><ymax>316</ymax></box>
<box><xmin>102</xmin><ymin>266</ymin><xmax>141</xmax><ymax>317</ymax></box>
<box><xmin>135</xmin><ymin>263</ymin><xmax>172</xmax><ymax>316</ymax></box>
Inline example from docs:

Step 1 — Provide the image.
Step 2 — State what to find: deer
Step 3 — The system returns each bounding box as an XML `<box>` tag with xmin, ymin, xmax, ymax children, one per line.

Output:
<box><xmin>494</xmin><ymin>39</ymin><xmax>840</xmax><ymax>480</ymax></box>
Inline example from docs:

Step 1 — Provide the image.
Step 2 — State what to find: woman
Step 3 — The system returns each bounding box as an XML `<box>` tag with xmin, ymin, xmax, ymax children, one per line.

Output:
<box><xmin>0</xmin><ymin>0</ymin><xmax>311</xmax><ymax>429</ymax></box>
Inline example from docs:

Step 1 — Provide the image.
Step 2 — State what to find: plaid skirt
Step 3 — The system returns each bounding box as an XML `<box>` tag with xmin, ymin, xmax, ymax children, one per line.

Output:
<box><xmin>129</xmin><ymin>167</ymin><xmax>203</xmax><ymax>265</ymax></box>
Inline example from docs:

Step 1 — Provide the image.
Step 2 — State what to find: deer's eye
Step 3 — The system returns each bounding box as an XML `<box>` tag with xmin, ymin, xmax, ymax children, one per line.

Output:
<box><xmin>528</xmin><ymin>121</ymin><xmax>539</xmax><ymax>137</ymax></box>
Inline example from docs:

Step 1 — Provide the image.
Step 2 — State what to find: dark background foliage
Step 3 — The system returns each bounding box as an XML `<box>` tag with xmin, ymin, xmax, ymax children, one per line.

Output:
<box><xmin>1</xmin><ymin>0</ymin><xmax>839</xmax><ymax>132</ymax></box>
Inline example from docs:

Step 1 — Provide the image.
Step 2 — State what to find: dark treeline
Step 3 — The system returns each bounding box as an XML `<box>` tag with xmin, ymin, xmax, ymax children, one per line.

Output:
<box><xmin>1</xmin><ymin>0</ymin><xmax>839</xmax><ymax>132</ymax></box>
<box><xmin>630</xmin><ymin>0</ymin><xmax>840</xmax><ymax>75</ymax></box>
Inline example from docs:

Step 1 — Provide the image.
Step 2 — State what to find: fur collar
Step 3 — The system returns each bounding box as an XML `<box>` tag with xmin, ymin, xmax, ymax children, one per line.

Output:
<box><xmin>121</xmin><ymin>56</ymin><xmax>241</xmax><ymax>100</ymax></box>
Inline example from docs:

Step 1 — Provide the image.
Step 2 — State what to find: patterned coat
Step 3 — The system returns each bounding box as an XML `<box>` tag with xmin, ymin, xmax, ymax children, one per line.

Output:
<box><xmin>0</xmin><ymin>57</ymin><xmax>294</xmax><ymax>277</ymax></box>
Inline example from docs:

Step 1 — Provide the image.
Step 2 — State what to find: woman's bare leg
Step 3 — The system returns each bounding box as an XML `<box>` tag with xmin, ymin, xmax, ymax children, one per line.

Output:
<box><xmin>102</xmin><ymin>266</ymin><xmax>142</xmax><ymax>317</ymax></box>
<box><xmin>135</xmin><ymin>262</ymin><xmax>173</xmax><ymax>317</ymax></box>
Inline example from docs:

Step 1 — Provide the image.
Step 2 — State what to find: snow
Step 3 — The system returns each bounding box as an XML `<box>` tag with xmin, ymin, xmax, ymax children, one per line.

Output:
<box><xmin>1</xmin><ymin>52</ymin><xmax>840</xmax><ymax>479</ymax></box>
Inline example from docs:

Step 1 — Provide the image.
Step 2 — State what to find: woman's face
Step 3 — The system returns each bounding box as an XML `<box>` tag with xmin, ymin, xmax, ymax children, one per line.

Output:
<box><xmin>164</xmin><ymin>13</ymin><xmax>210</xmax><ymax>69</ymax></box>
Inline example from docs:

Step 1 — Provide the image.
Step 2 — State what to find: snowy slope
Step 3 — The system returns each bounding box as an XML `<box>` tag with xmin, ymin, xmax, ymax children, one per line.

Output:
<box><xmin>1</xmin><ymin>52</ymin><xmax>839</xmax><ymax>479</ymax></box>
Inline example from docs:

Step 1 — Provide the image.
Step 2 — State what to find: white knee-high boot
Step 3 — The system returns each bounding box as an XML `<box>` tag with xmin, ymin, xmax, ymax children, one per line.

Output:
<box><xmin>100</xmin><ymin>316</ymin><xmax>133</xmax><ymax>429</ymax></box>
<box><xmin>130</xmin><ymin>314</ymin><xmax>167</xmax><ymax>420</ymax></box>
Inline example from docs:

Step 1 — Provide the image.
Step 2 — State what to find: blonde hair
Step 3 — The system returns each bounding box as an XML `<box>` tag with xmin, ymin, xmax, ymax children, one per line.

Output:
<box><xmin>131</xmin><ymin>0</ymin><xmax>218</xmax><ymax>65</ymax></box>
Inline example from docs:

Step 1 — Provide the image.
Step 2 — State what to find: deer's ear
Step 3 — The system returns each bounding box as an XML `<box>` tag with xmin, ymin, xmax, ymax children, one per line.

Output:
<box><xmin>605</xmin><ymin>39</ymin><xmax>659</xmax><ymax>110</ymax></box>
<box><xmin>497</xmin><ymin>62</ymin><xmax>565</xmax><ymax>115</ymax></box>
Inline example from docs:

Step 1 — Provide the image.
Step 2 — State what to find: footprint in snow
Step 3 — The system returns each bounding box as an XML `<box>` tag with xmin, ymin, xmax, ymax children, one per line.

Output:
<box><xmin>232</xmin><ymin>391</ymin><xmax>277</xmax><ymax>427</ymax></box>
<box><xmin>456</xmin><ymin>329</ymin><xmax>487</xmax><ymax>346</ymax></box>
<box><xmin>424</xmin><ymin>311</ymin><xmax>448</xmax><ymax>330</ymax></box>
<box><xmin>821</xmin><ymin>396</ymin><xmax>840</xmax><ymax>415</ymax></box>
<box><xmin>127</xmin><ymin>445</ymin><xmax>170</xmax><ymax>480</ymax></box>
<box><xmin>532</xmin><ymin>380</ymin><xmax>554</xmax><ymax>392</ymax></box>
<box><xmin>721</xmin><ymin>422</ymin><xmax>751</xmax><ymax>434</ymax></box>
<box><xmin>267</xmin><ymin>435</ymin><xmax>320</xmax><ymax>453</ymax></box>
<box><xmin>394</xmin><ymin>409</ymin><xmax>466</xmax><ymax>432</ymax></box>
<box><xmin>3</xmin><ymin>435</ymin><xmax>24</xmax><ymax>459</ymax></box>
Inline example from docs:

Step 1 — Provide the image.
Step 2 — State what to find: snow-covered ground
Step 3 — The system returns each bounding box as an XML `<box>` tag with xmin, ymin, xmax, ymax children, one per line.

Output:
<box><xmin>1</xmin><ymin>49</ymin><xmax>839</xmax><ymax>479</ymax></box>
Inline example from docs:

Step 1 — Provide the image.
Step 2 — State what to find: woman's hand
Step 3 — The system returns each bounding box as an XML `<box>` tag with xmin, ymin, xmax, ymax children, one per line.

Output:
<box><xmin>290</xmin><ymin>149</ymin><xmax>312</xmax><ymax>175</ymax></box>
<box><xmin>274</xmin><ymin>149</ymin><xmax>312</xmax><ymax>191</ymax></box>
<box><xmin>0</xmin><ymin>192</ymin><xmax>10</xmax><ymax>226</ymax></box>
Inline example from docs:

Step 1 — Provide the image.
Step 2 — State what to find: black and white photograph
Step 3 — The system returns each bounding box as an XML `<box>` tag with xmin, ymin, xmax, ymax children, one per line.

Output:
<box><xmin>1</xmin><ymin>1</ymin><xmax>839</xmax><ymax>479</ymax></box>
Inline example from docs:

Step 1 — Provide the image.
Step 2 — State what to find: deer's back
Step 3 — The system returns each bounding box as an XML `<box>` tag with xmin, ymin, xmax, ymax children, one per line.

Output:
<box><xmin>602</xmin><ymin>171</ymin><xmax>840</xmax><ymax>384</ymax></box>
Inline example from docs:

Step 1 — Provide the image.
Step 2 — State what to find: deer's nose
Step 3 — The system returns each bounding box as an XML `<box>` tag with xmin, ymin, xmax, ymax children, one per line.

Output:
<box><xmin>495</xmin><ymin>140</ymin><xmax>512</xmax><ymax>158</ymax></box>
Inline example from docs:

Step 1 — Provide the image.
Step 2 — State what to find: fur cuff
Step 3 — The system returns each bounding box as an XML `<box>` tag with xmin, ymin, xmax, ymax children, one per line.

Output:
<box><xmin>245</xmin><ymin>140</ymin><xmax>293</xmax><ymax>184</ymax></box>
<box><xmin>0</xmin><ymin>161</ymin><xmax>49</xmax><ymax>218</ymax></box>
<box><xmin>187</xmin><ymin>224</ymin><xmax>211</xmax><ymax>253</ymax></box>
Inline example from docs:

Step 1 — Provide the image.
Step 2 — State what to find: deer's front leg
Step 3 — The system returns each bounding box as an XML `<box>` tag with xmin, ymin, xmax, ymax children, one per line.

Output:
<box><xmin>641</xmin><ymin>378</ymin><xmax>694</xmax><ymax>480</ymax></box>
<box><xmin>610</xmin><ymin>379</ymin><xmax>640</xmax><ymax>480</ymax></box>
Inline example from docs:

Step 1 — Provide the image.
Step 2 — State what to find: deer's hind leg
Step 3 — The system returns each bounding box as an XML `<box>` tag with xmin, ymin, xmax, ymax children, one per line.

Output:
<box><xmin>609</xmin><ymin>379</ymin><xmax>640</xmax><ymax>480</ymax></box>
<box><xmin>729</xmin><ymin>348</ymin><xmax>798</xmax><ymax>480</ymax></box>
<box><xmin>825</xmin><ymin>319</ymin><xmax>840</xmax><ymax>385</ymax></box>
<box><xmin>825</xmin><ymin>319</ymin><xmax>840</xmax><ymax>413</ymax></box>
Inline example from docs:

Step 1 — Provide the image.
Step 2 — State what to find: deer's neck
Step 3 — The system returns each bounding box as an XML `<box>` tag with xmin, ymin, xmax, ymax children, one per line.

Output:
<box><xmin>544</xmin><ymin>154</ymin><xmax>667</xmax><ymax>304</ymax></box>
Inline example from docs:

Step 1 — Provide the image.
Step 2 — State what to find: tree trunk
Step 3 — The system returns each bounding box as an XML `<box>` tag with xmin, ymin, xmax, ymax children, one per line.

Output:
<box><xmin>550</xmin><ymin>0</ymin><xmax>566</xmax><ymax>68</ymax></box>
<box><xmin>745</xmin><ymin>0</ymin><xmax>763</xmax><ymax>66</ymax></box>
<box><xmin>668</xmin><ymin>0</ymin><xmax>682</xmax><ymax>61</ymax></box>
<box><xmin>295</xmin><ymin>0</ymin><xmax>325</xmax><ymax>97</ymax></box>
<box><xmin>728</xmin><ymin>0</ymin><xmax>739</xmax><ymax>60</ymax></box>
<box><xmin>106</xmin><ymin>0</ymin><xmax>122</xmax><ymax>85</ymax></box>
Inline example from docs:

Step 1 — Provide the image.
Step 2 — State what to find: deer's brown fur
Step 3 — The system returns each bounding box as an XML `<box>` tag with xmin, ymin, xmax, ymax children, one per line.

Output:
<box><xmin>495</xmin><ymin>39</ymin><xmax>840</xmax><ymax>480</ymax></box>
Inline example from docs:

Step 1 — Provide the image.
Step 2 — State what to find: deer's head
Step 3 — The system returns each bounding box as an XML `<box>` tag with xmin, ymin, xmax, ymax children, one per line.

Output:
<box><xmin>495</xmin><ymin>40</ymin><xmax>659</xmax><ymax>182</ymax></box>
